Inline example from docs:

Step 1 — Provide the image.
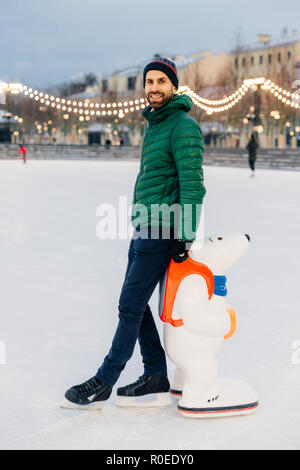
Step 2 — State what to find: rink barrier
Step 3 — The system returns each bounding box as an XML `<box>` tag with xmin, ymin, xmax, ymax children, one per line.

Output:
<box><xmin>0</xmin><ymin>144</ymin><xmax>300</xmax><ymax>170</ymax></box>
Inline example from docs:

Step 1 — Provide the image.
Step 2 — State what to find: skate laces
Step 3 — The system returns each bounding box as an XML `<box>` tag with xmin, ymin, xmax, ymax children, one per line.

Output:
<box><xmin>129</xmin><ymin>375</ymin><xmax>148</xmax><ymax>387</ymax></box>
<box><xmin>74</xmin><ymin>377</ymin><xmax>102</xmax><ymax>395</ymax></box>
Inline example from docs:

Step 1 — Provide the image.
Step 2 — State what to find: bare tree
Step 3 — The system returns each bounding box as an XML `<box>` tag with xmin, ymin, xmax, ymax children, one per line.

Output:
<box><xmin>49</xmin><ymin>73</ymin><xmax>98</xmax><ymax>97</ymax></box>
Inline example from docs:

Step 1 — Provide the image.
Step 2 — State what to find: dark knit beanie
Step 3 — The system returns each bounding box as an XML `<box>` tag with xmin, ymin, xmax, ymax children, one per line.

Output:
<box><xmin>143</xmin><ymin>58</ymin><xmax>178</xmax><ymax>89</ymax></box>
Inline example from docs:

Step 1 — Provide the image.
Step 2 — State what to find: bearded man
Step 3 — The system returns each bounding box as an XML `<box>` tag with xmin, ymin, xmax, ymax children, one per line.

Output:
<box><xmin>63</xmin><ymin>58</ymin><xmax>206</xmax><ymax>409</ymax></box>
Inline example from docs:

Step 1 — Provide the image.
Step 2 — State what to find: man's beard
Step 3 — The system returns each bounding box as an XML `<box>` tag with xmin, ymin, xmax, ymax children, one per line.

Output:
<box><xmin>146</xmin><ymin>89</ymin><xmax>175</xmax><ymax>109</ymax></box>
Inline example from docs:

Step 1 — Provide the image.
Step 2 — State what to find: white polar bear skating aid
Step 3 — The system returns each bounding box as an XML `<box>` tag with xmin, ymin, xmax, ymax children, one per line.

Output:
<box><xmin>159</xmin><ymin>233</ymin><xmax>259</xmax><ymax>418</ymax></box>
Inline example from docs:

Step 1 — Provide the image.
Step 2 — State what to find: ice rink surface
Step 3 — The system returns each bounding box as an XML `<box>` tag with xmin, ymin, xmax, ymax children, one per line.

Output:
<box><xmin>0</xmin><ymin>159</ymin><xmax>299</xmax><ymax>450</ymax></box>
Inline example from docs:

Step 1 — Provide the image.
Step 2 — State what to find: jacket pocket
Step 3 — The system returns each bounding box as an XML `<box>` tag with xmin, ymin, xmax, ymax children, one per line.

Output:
<box><xmin>160</xmin><ymin>174</ymin><xmax>173</xmax><ymax>203</ymax></box>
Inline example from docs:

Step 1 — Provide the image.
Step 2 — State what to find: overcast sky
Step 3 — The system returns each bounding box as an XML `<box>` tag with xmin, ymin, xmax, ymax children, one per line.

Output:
<box><xmin>1</xmin><ymin>0</ymin><xmax>300</xmax><ymax>88</ymax></box>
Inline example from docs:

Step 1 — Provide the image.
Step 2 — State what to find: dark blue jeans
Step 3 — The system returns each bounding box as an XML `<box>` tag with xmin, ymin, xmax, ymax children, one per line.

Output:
<box><xmin>96</xmin><ymin>227</ymin><xmax>177</xmax><ymax>387</ymax></box>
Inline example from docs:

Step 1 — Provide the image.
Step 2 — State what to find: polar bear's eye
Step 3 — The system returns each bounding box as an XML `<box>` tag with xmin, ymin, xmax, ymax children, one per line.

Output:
<box><xmin>209</xmin><ymin>237</ymin><xmax>214</xmax><ymax>242</ymax></box>
<box><xmin>218</xmin><ymin>237</ymin><xmax>223</xmax><ymax>241</ymax></box>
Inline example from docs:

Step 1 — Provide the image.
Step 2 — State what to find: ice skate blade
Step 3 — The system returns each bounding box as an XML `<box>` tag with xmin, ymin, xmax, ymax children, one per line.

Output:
<box><xmin>178</xmin><ymin>401</ymin><xmax>258</xmax><ymax>418</ymax></box>
<box><xmin>116</xmin><ymin>392</ymin><xmax>172</xmax><ymax>408</ymax></box>
<box><xmin>60</xmin><ymin>399</ymin><xmax>105</xmax><ymax>411</ymax></box>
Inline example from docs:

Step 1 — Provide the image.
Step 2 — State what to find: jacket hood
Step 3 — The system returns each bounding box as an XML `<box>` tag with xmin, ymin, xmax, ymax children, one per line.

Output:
<box><xmin>142</xmin><ymin>94</ymin><xmax>193</xmax><ymax>123</ymax></box>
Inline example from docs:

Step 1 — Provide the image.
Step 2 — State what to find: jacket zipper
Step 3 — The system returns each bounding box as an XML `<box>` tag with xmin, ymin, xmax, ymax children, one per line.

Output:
<box><xmin>141</xmin><ymin>122</ymin><xmax>152</xmax><ymax>172</ymax></box>
<box><xmin>134</xmin><ymin>122</ymin><xmax>153</xmax><ymax>202</ymax></box>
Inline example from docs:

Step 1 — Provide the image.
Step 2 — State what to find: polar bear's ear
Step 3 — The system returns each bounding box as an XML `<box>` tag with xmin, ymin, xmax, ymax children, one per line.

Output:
<box><xmin>190</xmin><ymin>240</ymin><xmax>205</xmax><ymax>251</ymax></box>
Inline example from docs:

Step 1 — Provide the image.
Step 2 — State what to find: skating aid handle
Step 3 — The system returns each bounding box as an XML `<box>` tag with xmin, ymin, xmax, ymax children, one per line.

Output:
<box><xmin>160</xmin><ymin>255</ymin><xmax>215</xmax><ymax>327</ymax></box>
<box><xmin>224</xmin><ymin>305</ymin><xmax>237</xmax><ymax>340</ymax></box>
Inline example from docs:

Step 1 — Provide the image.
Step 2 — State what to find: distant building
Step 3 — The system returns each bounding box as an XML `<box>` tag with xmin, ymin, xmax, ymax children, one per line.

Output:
<box><xmin>179</xmin><ymin>50</ymin><xmax>232</xmax><ymax>92</ymax></box>
<box><xmin>97</xmin><ymin>51</ymin><xmax>233</xmax><ymax>99</ymax></box>
<box><xmin>71</xmin><ymin>32</ymin><xmax>300</xmax><ymax>103</ymax></box>
<box><xmin>231</xmin><ymin>33</ymin><xmax>300</xmax><ymax>86</ymax></box>
<box><xmin>87</xmin><ymin>122</ymin><xmax>130</xmax><ymax>146</ymax></box>
<box><xmin>0</xmin><ymin>111</ymin><xmax>18</xmax><ymax>143</ymax></box>
<box><xmin>88</xmin><ymin>123</ymin><xmax>106</xmax><ymax>145</ymax></box>
<box><xmin>99</xmin><ymin>66</ymin><xmax>142</xmax><ymax>98</ymax></box>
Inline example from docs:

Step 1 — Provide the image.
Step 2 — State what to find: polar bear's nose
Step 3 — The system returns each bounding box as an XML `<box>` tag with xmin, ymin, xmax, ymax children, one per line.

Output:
<box><xmin>245</xmin><ymin>234</ymin><xmax>251</xmax><ymax>242</ymax></box>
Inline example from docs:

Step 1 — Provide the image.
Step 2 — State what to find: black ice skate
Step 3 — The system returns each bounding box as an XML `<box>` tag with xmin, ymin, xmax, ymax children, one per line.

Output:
<box><xmin>61</xmin><ymin>376</ymin><xmax>112</xmax><ymax>410</ymax></box>
<box><xmin>116</xmin><ymin>375</ymin><xmax>172</xmax><ymax>408</ymax></box>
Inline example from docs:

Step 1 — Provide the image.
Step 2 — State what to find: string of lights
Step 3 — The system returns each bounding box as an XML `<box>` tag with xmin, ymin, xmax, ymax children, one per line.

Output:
<box><xmin>261</xmin><ymin>79</ymin><xmax>300</xmax><ymax>110</ymax></box>
<box><xmin>179</xmin><ymin>83</ymin><xmax>250</xmax><ymax>107</ymax></box>
<box><xmin>179</xmin><ymin>83</ymin><xmax>249</xmax><ymax>114</ymax></box>
<box><xmin>1</xmin><ymin>77</ymin><xmax>300</xmax><ymax>118</ymax></box>
<box><xmin>21</xmin><ymin>86</ymin><xmax>147</xmax><ymax>119</ymax></box>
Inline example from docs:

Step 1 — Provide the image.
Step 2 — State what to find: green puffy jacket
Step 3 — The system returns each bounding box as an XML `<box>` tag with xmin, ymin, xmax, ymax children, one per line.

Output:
<box><xmin>131</xmin><ymin>94</ymin><xmax>206</xmax><ymax>241</ymax></box>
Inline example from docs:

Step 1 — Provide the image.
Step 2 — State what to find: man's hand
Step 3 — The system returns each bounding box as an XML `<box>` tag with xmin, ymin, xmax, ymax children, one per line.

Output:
<box><xmin>170</xmin><ymin>240</ymin><xmax>193</xmax><ymax>263</ymax></box>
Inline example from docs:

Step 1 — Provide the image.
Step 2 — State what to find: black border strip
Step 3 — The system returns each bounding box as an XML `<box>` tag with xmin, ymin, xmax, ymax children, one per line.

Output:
<box><xmin>170</xmin><ymin>389</ymin><xmax>182</xmax><ymax>395</ymax></box>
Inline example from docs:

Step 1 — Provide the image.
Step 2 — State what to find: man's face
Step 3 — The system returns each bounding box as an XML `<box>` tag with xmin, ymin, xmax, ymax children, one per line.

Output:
<box><xmin>145</xmin><ymin>70</ymin><xmax>177</xmax><ymax>109</ymax></box>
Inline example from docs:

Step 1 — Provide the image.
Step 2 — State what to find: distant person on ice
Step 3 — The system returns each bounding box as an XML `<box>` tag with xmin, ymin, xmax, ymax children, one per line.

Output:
<box><xmin>18</xmin><ymin>144</ymin><xmax>27</xmax><ymax>164</ymax></box>
<box><xmin>63</xmin><ymin>58</ymin><xmax>206</xmax><ymax>410</ymax></box>
<box><xmin>246</xmin><ymin>133</ymin><xmax>258</xmax><ymax>177</ymax></box>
